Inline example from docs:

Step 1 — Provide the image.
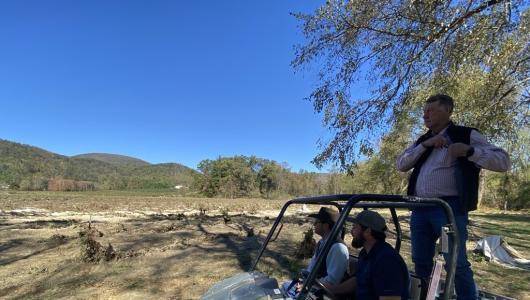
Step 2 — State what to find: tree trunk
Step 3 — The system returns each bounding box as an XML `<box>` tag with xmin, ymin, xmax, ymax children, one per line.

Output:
<box><xmin>477</xmin><ymin>172</ymin><xmax>486</xmax><ymax>209</ymax></box>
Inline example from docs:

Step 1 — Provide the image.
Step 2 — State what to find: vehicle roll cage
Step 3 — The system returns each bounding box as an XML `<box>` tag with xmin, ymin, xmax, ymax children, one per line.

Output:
<box><xmin>249</xmin><ymin>194</ymin><xmax>459</xmax><ymax>300</ymax></box>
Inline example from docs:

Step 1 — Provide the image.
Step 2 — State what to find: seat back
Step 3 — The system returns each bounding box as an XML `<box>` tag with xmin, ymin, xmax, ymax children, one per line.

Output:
<box><xmin>410</xmin><ymin>275</ymin><xmax>428</xmax><ymax>300</ymax></box>
<box><xmin>348</xmin><ymin>255</ymin><xmax>358</xmax><ymax>277</ymax></box>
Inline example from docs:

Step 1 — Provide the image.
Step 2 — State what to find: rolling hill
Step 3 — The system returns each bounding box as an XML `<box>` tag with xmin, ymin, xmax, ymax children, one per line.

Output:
<box><xmin>72</xmin><ymin>153</ymin><xmax>150</xmax><ymax>167</ymax></box>
<box><xmin>0</xmin><ymin>139</ymin><xmax>197</xmax><ymax>190</ymax></box>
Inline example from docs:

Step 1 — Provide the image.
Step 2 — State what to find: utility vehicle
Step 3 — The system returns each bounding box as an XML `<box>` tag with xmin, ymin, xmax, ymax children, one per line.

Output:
<box><xmin>200</xmin><ymin>194</ymin><xmax>514</xmax><ymax>300</ymax></box>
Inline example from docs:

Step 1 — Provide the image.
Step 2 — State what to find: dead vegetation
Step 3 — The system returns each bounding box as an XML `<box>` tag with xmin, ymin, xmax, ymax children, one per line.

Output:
<box><xmin>0</xmin><ymin>191</ymin><xmax>529</xmax><ymax>300</ymax></box>
<box><xmin>1</xmin><ymin>209</ymin><xmax>287</xmax><ymax>299</ymax></box>
<box><xmin>296</xmin><ymin>228</ymin><xmax>316</xmax><ymax>259</ymax></box>
<box><xmin>78</xmin><ymin>224</ymin><xmax>117</xmax><ymax>263</ymax></box>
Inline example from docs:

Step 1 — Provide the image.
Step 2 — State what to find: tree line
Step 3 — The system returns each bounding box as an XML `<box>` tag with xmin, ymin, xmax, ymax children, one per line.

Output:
<box><xmin>193</xmin><ymin>156</ymin><xmax>332</xmax><ymax>199</ymax></box>
<box><xmin>1</xmin><ymin>138</ymin><xmax>527</xmax><ymax>210</ymax></box>
<box><xmin>192</xmin><ymin>154</ymin><xmax>529</xmax><ymax>210</ymax></box>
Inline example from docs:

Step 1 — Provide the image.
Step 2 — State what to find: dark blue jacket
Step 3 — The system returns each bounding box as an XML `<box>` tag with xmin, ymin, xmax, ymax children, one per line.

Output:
<box><xmin>356</xmin><ymin>241</ymin><xmax>410</xmax><ymax>300</ymax></box>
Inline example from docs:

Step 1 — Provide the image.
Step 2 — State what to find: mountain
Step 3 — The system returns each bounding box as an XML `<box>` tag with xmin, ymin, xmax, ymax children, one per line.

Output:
<box><xmin>0</xmin><ymin>139</ymin><xmax>197</xmax><ymax>190</ymax></box>
<box><xmin>72</xmin><ymin>153</ymin><xmax>150</xmax><ymax>167</ymax></box>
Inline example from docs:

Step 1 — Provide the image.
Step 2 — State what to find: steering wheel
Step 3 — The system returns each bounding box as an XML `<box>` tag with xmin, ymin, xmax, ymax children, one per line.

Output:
<box><xmin>313</xmin><ymin>278</ymin><xmax>340</xmax><ymax>300</ymax></box>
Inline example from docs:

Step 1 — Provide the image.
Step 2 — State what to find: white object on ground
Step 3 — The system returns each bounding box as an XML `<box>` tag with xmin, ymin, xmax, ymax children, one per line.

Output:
<box><xmin>300</xmin><ymin>204</ymin><xmax>311</xmax><ymax>213</ymax></box>
<box><xmin>474</xmin><ymin>235</ymin><xmax>530</xmax><ymax>270</ymax></box>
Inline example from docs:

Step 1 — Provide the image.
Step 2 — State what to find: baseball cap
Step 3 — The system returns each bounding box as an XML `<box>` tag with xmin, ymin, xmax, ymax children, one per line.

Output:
<box><xmin>351</xmin><ymin>210</ymin><xmax>387</xmax><ymax>232</ymax></box>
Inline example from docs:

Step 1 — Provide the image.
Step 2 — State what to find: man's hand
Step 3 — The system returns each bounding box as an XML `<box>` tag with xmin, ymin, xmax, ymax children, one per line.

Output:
<box><xmin>448</xmin><ymin>143</ymin><xmax>471</xmax><ymax>157</ymax></box>
<box><xmin>421</xmin><ymin>135</ymin><xmax>449</xmax><ymax>148</ymax></box>
<box><xmin>295</xmin><ymin>281</ymin><xmax>303</xmax><ymax>293</ymax></box>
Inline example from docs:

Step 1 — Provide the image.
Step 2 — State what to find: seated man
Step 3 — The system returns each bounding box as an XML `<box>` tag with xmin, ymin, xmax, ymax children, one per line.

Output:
<box><xmin>282</xmin><ymin>207</ymin><xmax>349</xmax><ymax>297</ymax></box>
<box><xmin>326</xmin><ymin>210</ymin><xmax>410</xmax><ymax>300</ymax></box>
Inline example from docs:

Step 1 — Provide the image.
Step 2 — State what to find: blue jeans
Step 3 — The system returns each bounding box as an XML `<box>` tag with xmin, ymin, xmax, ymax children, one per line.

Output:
<box><xmin>281</xmin><ymin>280</ymin><xmax>299</xmax><ymax>298</ymax></box>
<box><xmin>410</xmin><ymin>197</ymin><xmax>477</xmax><ymax>300</ymax></box>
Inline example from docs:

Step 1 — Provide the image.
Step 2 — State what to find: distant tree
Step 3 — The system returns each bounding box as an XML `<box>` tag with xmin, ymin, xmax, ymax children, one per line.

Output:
<box><xmin>481</xmin><ymin>127</ymin><xmax>530</xmax><ymax>209</ymax></box>
<box><xmin>257</xmin><ymin>161</ymin><xmax>283</xmax><ymax>198</ymax></box>
<box><xmin>195</xmin><ymin>159</ymin><xmax>217</xmax><ymax>197</ymax></box>
<box><xmin>295</xmin><ymin>171</ymin><xmax>325</xmax><ymax>196</ymax></box>
<box><xmin>223</xmin><ymin>157</ymin><xmax>256</xmax><ymax>198</ymax></box>
<box><xmin>194</xmin><ymin>156</ymin><xmax>334</xmax><ymax>199</ymax></box>
<box><xmin>195</xmin><ymin>156</ymin><xmax>257</xmax><ymax>198</ymax></box>
<box><xmin>293</xmin><ymin>0</ymin><xmax>529</xmax><ymax>170</ymax></box>
<box><xmin>326</xmin><ymin>170</ymin><xmax>340</xmax><ymax>194</ymax></box>
<box><xmin>19</xmin><ymin>178</ymin><xmax>32</xmax><ymax>191</ymax></box>
<box><xmin>19</xmin><ymin>176</ymin><xmax>48</xmax><ymax>191</ymax></box>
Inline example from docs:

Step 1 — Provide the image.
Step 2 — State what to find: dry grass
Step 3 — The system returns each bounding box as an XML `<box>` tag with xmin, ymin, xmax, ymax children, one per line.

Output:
<box><xmin>0</xmin><ymin>191</ymin><xmax>528</xmax><ymax>300</ymax></box>
<box><xmin>0</xmin><ymin>190</ymin><xmax>286</xmax><ymax>214</ymax></box>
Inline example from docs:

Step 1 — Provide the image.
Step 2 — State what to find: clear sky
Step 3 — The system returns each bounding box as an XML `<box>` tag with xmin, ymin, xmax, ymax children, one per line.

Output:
<box><xmin>0</xmin><ymin>0</ymin><xmax>332</xmax><ymax>172</ymax></box>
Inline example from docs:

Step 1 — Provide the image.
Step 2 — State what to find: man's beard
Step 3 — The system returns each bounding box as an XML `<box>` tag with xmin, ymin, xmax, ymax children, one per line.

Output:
<box><xmin>351</xmin><ymin>235</ymin><xmax>365</xmax><ymax>249</ymax></box>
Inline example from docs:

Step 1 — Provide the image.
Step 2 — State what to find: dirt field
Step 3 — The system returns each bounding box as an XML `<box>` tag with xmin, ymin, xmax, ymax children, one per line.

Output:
<box><xmin>1</xmin><ymin>191</ymin><xmax>529</xmax><ymax>300</ymax></box>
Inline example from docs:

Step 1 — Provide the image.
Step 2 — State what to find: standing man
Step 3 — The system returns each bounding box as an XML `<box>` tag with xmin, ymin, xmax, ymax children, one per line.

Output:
<box><xmin>396</xmin><ymin>94</ymin><xmax>511</xmax><ymax>300</ymax></box>
<box><xmin>282</xmin><ymin>207</ymin><xmax>349</xmax><ymax>298</ymax></box>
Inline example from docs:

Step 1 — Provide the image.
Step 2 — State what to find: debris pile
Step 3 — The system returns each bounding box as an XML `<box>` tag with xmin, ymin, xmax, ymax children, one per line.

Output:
<box><xmin>296</xmin><ymin>228</ymin><xmax>316</xmax><ymax>259</ymax></box>
<box><xmin>79</xmin><ymin>224</ymin><xmax>116</xmax><ymax>263</ymax></box>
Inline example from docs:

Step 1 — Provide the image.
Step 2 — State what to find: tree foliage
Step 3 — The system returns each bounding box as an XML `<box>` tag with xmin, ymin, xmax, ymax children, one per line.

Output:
<box><xmin>293</xmin><ymin>0</ymin><xmax>530</xmax><ymax>169</ymax></box>
<box><xmin>257</xmin><ymin>161</ymin><xmax>284</xmax><ymax>198</ymax></box>
<box><xmin>194</xmin><ymin>156</ymin><xmax>331</xmax><ymax>198</ymax></box>
<box><xmin>481</xmin><ymin>127</ymin><xmax>530</xmax><ymax>209</ymax></box>
<box><xmin>195</xmin><ymin>156</ymin><xmax>258</xmax><ymax>198</ymax></box>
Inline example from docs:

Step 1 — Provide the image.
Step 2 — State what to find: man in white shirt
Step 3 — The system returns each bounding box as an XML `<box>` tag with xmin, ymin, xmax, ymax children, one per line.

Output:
<box><xmin>282</xmin><ymin>207</ymin><xmax>349</xmax><ymax>297</ymax></box>
<box><xmin>397</xmin><ymin>94</ymin><xmax>511</xmax><ymax>300</ymax></box>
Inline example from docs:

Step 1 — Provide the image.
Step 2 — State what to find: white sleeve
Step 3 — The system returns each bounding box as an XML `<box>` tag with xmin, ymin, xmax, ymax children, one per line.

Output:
<box><xmin>468</xmin><ymin>130</ymin><xmax>511</xmax><ymax>172</ymax></box>
<box><xmin>320</xmin><ymin>243</ymin><xmax>349</xmax><ymax>285</ymax></box>
<box><xmin>396</xmin><ymin>142</ymin><xmax>428</xmax><ymax>172</ymax></box>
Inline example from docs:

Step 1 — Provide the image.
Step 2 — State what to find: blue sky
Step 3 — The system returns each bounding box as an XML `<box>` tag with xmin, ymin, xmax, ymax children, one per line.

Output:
<box><xmin>0</xmin><ymin>0</ymin><xmax>332</xmax><ymax>172</ymax></box>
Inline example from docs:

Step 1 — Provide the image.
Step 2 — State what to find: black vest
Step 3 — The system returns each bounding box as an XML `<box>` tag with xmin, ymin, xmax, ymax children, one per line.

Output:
<box><xmin>407</xmin><ymin>123</ymin><xmax>481</xmax><ymax>211</ymax></box>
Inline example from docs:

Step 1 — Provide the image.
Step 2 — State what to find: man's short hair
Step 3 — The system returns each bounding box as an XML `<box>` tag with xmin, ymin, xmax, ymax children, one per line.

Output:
<box><xmin>370</xmin><ymin>229</ymin><xmax>386</xmax><ymax>241</ymax></box>
<box><xmin>426</xmin><ymin>94</ymin><xmax>454</xmax><ymax>113</ymax></box>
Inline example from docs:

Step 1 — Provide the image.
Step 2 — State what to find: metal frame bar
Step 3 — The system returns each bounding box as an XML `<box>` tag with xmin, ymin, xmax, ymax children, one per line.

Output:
<box><xmin>249</xmin><ymin>194</ymin><xmax>458</xmax><ymax>300</ymax></box>
<box><xmin>390</xmin><ymin>207</ymin><xmax>402</xmax><ymax>252</ymax></box>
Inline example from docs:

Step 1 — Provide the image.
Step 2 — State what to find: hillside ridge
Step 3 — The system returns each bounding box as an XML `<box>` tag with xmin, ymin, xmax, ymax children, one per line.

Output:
<box><xmin>72</xmin><ymin>153</ymin><xmax>150</xmax><ymax>167</ymax></box>
<box><xmin>0</xmin><ymin>139</ymin><xmax>196</xmax><ymax>190</ymax></box>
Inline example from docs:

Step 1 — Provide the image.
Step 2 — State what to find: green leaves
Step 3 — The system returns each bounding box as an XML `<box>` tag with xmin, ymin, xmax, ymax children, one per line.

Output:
<box><xmin>196</xmin><ymin>156</ymin><xmax>258</xmax><ymax>198</ymax></box>
<box><xmin>293</xmin><ymin>0</ymin><xmax>530</xmax><ymax>170</ymax></box>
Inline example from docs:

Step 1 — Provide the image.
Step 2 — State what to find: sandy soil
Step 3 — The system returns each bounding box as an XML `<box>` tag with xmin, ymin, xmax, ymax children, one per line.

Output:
<box><xmin>0</xmin><ymin>207</ymin><xmax>313</xmax><ymax>300</ymax></box>
<box><xmin>1</xmin><ymin>192</ymin><xmax>528</xmax><ymax>300</ymax></box>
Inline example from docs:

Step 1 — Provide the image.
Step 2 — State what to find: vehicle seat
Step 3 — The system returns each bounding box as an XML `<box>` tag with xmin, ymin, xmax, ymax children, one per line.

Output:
<box><xmin>347</xmin><ymin>255</ymin><xmax>358</xmax><ymax>277</ymax></box>
<box><xmin>410</xmin><ymin>275</ymin><xmax>428</xmax><ymax>300</ymax></box>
